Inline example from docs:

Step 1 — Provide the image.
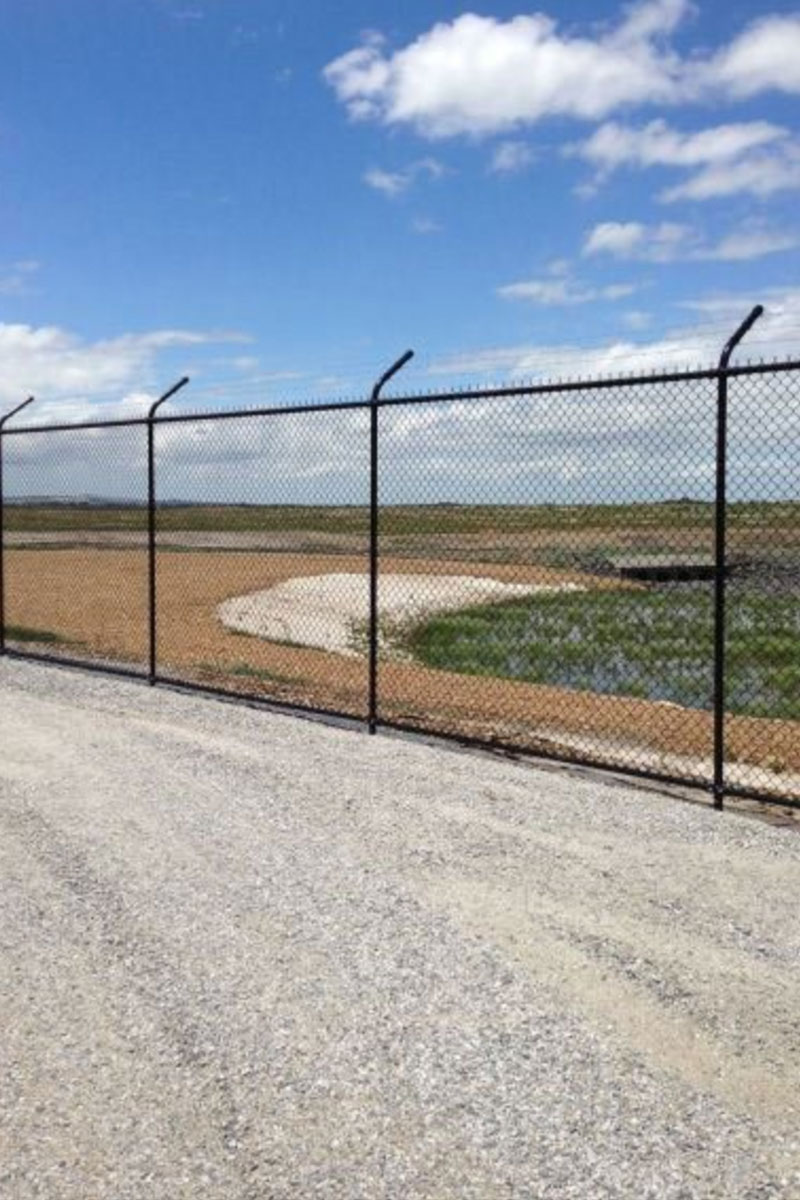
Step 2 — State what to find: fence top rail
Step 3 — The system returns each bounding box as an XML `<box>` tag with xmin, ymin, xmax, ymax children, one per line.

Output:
<box><xmin>3</xmin><ymin>355</ymin><xmax>800</xmax><ymax>436</ymax></box>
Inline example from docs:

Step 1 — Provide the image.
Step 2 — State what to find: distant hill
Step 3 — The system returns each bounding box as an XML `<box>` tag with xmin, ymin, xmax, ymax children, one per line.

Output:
<box><xmin>6</xmin><ymin>495</ymin><xmax>203</xmax><ymax>508</ymax></box>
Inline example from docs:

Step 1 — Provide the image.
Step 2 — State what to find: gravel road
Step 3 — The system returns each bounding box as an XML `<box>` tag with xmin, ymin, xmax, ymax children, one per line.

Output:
<box><xmin>1</xmin><ymin>658</ymin><xmax>799</xmax><ymax>1199</ymax></box>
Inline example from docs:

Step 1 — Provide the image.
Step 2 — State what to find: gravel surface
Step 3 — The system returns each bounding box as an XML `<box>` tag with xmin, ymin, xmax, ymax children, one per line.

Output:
<box><xmin>218</xmin><ymin>573</ymin><xmax>580</xmax><ymax>655</ymax></box>
<box><xmin>1</xmin><ymin>657</ymin><xmax>799</xmax><ymax>1199</ymax></box>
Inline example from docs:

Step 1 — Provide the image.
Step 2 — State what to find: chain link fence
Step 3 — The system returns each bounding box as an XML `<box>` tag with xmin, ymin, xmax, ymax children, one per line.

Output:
<box><xmin>1</xmin><ymin>345</ymin><xmax>798</xmax><ymax>808</ymax></box>
<box><xmin>151</xmin><ymin>405</ymin><xmax>371</xmax><ymax>720</ymax></box>
<box><xmin>376</xmin><ymin>376</ymin><xmax>718</xmax><ymax>789</ymax></box>
<box><xmin>725</xmin><ymin>368</ymin><xmax>800</xmax><ymax>798</ymax></box>
<box><xmin>1</xmin><ymin>421</ymin><xmax>149</xmax><ymax>675</ymax></box>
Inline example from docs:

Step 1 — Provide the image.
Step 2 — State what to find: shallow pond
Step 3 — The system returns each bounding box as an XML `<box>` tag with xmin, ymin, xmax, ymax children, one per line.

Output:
<box><xmin>406</xmin><ymin>581</ymin><xmax>800</xmax><ymax>719</ymax></box>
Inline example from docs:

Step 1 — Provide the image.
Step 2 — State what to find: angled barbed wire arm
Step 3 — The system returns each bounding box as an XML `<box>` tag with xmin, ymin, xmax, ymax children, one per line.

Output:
<box><xmin>0</xmin><ymin>395</ymin><xmax>35</xmax><ymax>432</ymax></box>
<box><xmin>148</xmin><ymin>375</ymin><xmax>191</xmax><ymax>422</ymax></box>
<box><xmin>368</xmin><ymin>350</ymin><xmax>415</xmax><ymax>733</ymax></box>
<box><xmin>0</xmin><ymin>396</ymin><xmax>35</xmax><ymax>655</ymax></box>
<box><xmin>147</xmin><ymin>376</ymin><xmax>190</xmax><ymax>683</ymax></box>
<box><xmin>713</xmin><ymin>305</ymin><xmax>764</xmax><ymax>811</ymax></box>
<box><xmin>371</xmin><ymin>349</ymin><xmax>415</xmax><ymax>404</ymax></box>
<box><xmin>718</xmin><ymin>305</ymin><xmax>764</xmax><ymax>374</ymax></box>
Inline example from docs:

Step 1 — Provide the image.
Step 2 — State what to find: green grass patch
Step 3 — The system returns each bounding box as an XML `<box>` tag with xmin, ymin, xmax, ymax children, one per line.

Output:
<box><xmin>5</xmin><ymin>624</ymin><xmax>73</xmax><ymax>645</ymax></box>
<box><xmin>402</xmin><ymin>586</ymin><xmax>800</xmax><ymax>720</ymax></box>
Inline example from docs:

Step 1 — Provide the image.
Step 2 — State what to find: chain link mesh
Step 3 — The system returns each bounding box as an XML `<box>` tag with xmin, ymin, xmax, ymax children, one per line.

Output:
<box><xmin>2</xmin><ymin>424</ymin><xmax>149</xmax><ymax>672</ymax></box>
<box><xmin>1</xmin><ymin>362</ymin><xmax>797</xmax><ymax>804</ymax></box>
<box><xmin>376</xmin><ymin>378</ymin><xmax>719</xmax><ymax>788</ymax></box>
<box><xmin>726</xmin><ymin>370</ymin><xmax>800</xmax><ymax>799</ymax></box>
<box><xmin>152</xmin><ymin>407</ymin><xmax>370</xmax><ymax>718</ymax></box>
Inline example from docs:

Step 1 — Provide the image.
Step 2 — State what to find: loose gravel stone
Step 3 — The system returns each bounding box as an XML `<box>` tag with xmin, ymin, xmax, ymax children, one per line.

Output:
<box><xmin>1</xmin><ymin>658</ymin><xmax>798</xmax><ymax>1199</ymax></box>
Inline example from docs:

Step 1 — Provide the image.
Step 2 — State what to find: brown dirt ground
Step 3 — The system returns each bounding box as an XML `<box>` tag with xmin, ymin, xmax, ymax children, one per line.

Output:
<box><xmin>5</xmin><ymin>548</ymin><xmax>798</xmax><ymax>787</ymax></box>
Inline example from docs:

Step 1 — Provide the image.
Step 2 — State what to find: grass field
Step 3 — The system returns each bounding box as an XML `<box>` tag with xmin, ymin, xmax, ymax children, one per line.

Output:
<box><xmin>402</xmin><ymin>585</ymin><xmax>800</xmax><ymax>721</ymax></box>
<box><xmin>5</xmin><ymin>498</ymin><xmax>800</xmax><ymax>539</ymax></box>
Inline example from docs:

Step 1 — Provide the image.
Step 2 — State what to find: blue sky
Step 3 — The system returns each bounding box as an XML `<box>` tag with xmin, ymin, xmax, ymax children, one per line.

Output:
<box><xmin>2</xmin><ymin>0</ymin><xmax>800</xmax><ymax>418</ymax></box>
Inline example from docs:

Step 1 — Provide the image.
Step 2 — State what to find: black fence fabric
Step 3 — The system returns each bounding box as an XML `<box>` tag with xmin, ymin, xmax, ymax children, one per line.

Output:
<box><xmin>1</xmin><ymin>358</ymin><xmax>798</xmax><ymax>808</ymax></box>
<box><xmin>151</xmin><ymin>406</ymin><xmax>371</xmax><ymax>720</ymax></box>
<box><xmin>1</xmin><ymin>423</ymin><xmax>149</xmax><ymax>673</ymax></box>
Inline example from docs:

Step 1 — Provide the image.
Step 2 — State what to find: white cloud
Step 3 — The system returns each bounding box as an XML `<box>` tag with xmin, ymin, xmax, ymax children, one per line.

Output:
<box><xmin>701</xmin><ymin>229</ymin><xmax>800</xmax><ymax>261</ymax></box>
<box><xmin>8</xmin><ymin>295</ymin><xmax>795</xmax><ymax>507</ymax></box>
<box><xmin>613</xmin><ymin>0</ymin><xmax>689</xmax><ymax>42</ymax></box>
<box><xmin>623</xmin><ymin>310</ymin><xmax>652</xmax><ymax>331</ymax></box>
<box><xmin>584</xmin><ymin>220</ymin><xmax>694</xmax><ymax>260</ymax></box>
<box><xmin>498</xmin><ymin>274</ymin><xmax>637</xmax><ymax>305</ymax></box>
<box><xmin>584</xmin><ymin>220</ymin><xmax>800</xmax><ymax>262</ymax></box>
<box><xmin>661</xmin><ymin>142</ymin><xmax>800</xmax><ymax>200</ymax></box>
<box><xmin>573</xmin><ymin>118</ymin><xmax>787</xmax><ymax>172</ymax></box>
<box><xmin>585</xmin><ymin>221</ymin><xmax>649</xmax><ymax>256</ymax></box>
<box><xmin>572</xmin><ymin>117</ymin><xmax>800</xmax><ymax>202</ymax></box>
<box><xmin>12</xmin><ymin>360</ymin><xmax>793</xmax><ymax>507</ymax></box>
<box><xmin>681</xmin><ymin>286</ymin><xmax>800</xmax><ymax>321</ymax></box>
<box><xmin>601</xmin><ymin>284</ymin><xmax>637</xmax><ymax>300</ymax></box>
<box><xmin>411</xmin><ymin>217</ymin><xmax>442</xmax><ymax>235</ymax></box>
<box><xmin>229</xmin><ymin>355</ymin><xmax>260</xmax><ymax>372</ymax></box>
<box><xmin>0</xmin><ymin>323</ymin><xmax>249</xmax><ymax>413</ymax></box>
<box><xmin>490</xmin><ymin>141</ymin><xmax>535</xmax><ymax>173</ymax></box>
<box><xmin>427</xmin><ymin>301</ymin><xmax>784</xmax><ymax>382</ymax></box>
<box><xmin>707</xmin><ymin>14</ymin><xmax>800</xmax><ymax>98</ymax></box>
<box><xmin>325</xmin><ymin>3</ymin><xmax>800</xmax><ymax>139</ymax></box>
<box><xmin>6</xmin><ymin>401</ymin><xmax>373</xmax><ymax>505</ymax></box>
<box><xmin>377</xmin><ymin>293</ymin><xmax>799</xmax><ymax>504</ymax></box>
<box><xmin>363</xmin><ymin>157</ymin><xmax>446</xmax><ymax>196</ymax></box>
<box><xmin>0</xmin><ymin>260</ymin><xmax>41</xmax><ymax>296</ymax></box>
<box><xmin>363</xmin><ymin>168</ymin><xmax>408</xmax><ymax>197</ymax></box>
<box><xmin>325</xmin><ymin>4</ymin><xmax>687</xmax><ymax>138</ymax></box>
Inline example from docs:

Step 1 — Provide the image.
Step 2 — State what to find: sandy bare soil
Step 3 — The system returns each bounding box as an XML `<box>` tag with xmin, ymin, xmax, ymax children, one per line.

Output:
<box><xmin>218</xmin><ymin>573</ymin><xmax>583</xmax><ymax>655</ymax></box>
<box><xmin>1</xmin><ymin>658</ymin><xmax>799</xmax><ymax>1198</ymax></box>
<box><xmin>5</xmin><ymin>548</ymin><xmax>799</xmax><ymax>793</ymax></box>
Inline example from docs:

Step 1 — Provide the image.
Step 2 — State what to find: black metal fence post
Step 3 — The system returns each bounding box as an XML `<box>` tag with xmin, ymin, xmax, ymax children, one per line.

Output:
<box><xmin>368</xmin><ymin>350</ymin><xmax>414</xmax><ymax>733</ymax></box>
<box><xmin>147</xmin><ymin>377</ymin><xmax>190</xmax><ymax>685</ymax></box>
<box><xmin>713</xmin><ymin>306</ymin><xmax>764</xmax><ymax>809</ymax></box>
<box><xmin>0</xmin><ymin>396</ymin><xmax>35</xmax><ymax>655</ymax></box>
